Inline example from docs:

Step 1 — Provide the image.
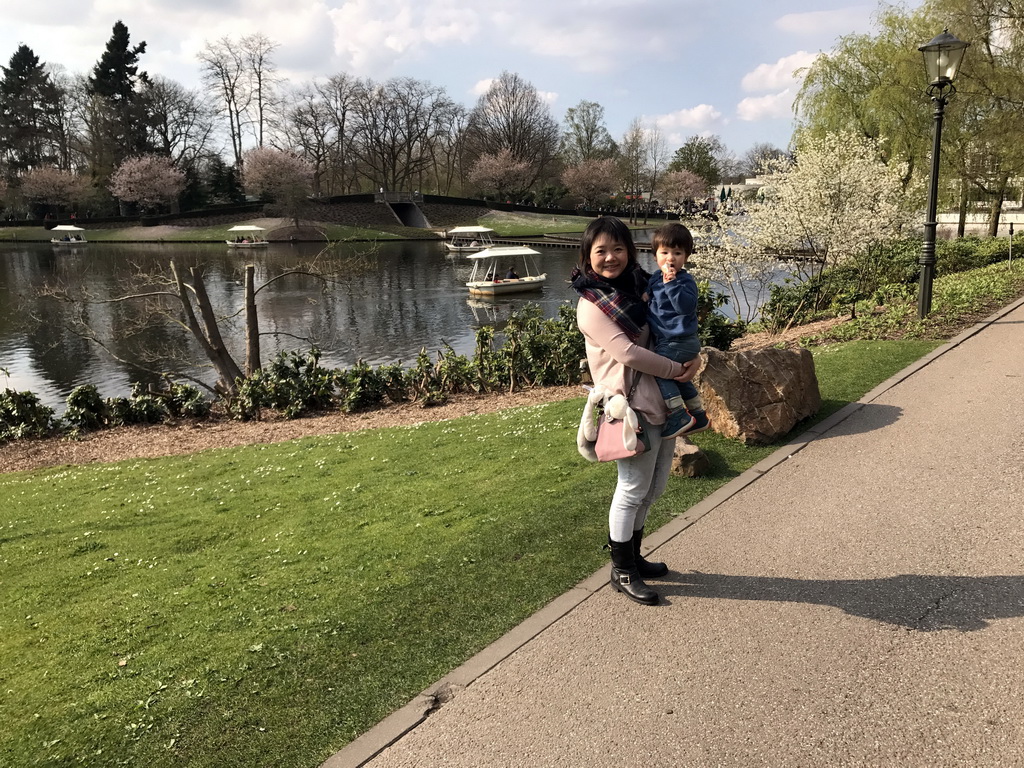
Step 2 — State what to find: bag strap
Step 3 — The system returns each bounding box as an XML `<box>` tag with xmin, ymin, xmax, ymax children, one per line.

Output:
<box><xmin>626</xmin><ymin>369</ymin><xmax>643</xmax><ymax>401</ymax></box>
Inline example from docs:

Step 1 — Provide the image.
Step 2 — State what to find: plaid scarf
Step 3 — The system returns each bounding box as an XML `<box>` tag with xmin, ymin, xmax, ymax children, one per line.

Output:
<box><xmin>570</xmin><ymin>263</ymin><xmax>650</xmax><ymax>342</ymax></box>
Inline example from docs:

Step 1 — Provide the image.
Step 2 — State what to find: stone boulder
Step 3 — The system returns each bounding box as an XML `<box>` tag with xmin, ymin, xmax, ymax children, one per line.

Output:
<box><xmin>671</xmin><ymin>438</ymin><xmax>712</xmax><ymax>477</ymax></box>
<box><xmin>697</xmin><ymin>346</ymin><xmax>821</xmax><ymax>445</ymax></box>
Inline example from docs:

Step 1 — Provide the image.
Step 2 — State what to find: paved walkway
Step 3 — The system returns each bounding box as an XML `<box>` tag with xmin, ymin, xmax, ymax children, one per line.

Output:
<box><xmin>327</xmin><ymin>297</ymin><xmax>1024</xmax><ymax>768</ymax></box>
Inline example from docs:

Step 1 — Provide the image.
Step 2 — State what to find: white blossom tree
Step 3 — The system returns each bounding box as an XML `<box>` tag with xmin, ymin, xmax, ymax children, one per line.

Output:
<box><xmin>742</xmin><ymin>131</ymin><xmax>918</xmax><ymax>280</ymax></box>
<box><xmin>108</xmin><ymin>154</ymin><xmax>186</xmax><ymax>213</ymax></box>
<box><xmin>241</xmin><ymin>146</ymin><xmax>313</xmax><ymax>226</ymax></box>
<box><xmin>561</xmin><ymin>158</ymin><xmax>618</xmax><ymax>207</ymax></box>
<box><xmin>690</xmin><ymin>132</ymin><xmax>919</xmax><ymax>323</ymax></box>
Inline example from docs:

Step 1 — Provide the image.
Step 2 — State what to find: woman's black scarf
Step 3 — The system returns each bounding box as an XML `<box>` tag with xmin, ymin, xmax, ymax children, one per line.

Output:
<box><xmin>570</xmin><ymin>262</ymin><xmax>650</xmax><ymax>342</ymax></box>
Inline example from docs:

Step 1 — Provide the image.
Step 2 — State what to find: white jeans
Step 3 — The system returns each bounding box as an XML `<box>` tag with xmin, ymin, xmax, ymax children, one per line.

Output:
<box><xmin>608</xmin><ymin>421</ymin><xmax>676</xmax><ymax>542</ymax></box>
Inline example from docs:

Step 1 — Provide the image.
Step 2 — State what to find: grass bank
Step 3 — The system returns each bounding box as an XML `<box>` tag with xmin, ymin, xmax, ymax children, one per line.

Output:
<box><xmin>0</xmin><ymin>210</ymin><xmax>603</xmax><ymax>244</ymax></box>
<box><xmin>1</xmin><ymin>338</ymin><xmax>940</xmax><ymax>767</ymax></box>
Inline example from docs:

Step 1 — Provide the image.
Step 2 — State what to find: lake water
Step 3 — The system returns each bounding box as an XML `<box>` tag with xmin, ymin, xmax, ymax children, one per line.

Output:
<box><xmin>0</xmin><ymin>236</ymin><xmax>768</xmax><ymax>411</ymax></box>
<box><xmin>0</xmin><ymin>240</ymin><xmax>585</xmax><ymax>410</ymax></box>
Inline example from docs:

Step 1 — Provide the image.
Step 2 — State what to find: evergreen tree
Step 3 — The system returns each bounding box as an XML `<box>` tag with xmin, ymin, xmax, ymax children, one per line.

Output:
<box><xmin>87</xmin><ymin>21</ymin><xmax>154</xmax><ymax>180</ymax></box>
<box><xmin>0</xmin><ymin>44</ymin><xmax>60</xmax><ymax>177</ymax></box>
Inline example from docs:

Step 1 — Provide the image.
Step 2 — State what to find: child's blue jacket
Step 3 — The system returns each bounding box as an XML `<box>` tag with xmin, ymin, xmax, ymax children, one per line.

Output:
<box><xmin>647</xmin><ymin>270</ymin><xmax>699</xmax><ymax>340</ymax></box>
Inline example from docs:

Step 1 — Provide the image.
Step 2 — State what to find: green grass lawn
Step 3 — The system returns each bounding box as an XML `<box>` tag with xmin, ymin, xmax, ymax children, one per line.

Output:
<box><xmin>0</xmin><ymin>338</ymin><xmax>941</xmax><ymax>767</ymax></box>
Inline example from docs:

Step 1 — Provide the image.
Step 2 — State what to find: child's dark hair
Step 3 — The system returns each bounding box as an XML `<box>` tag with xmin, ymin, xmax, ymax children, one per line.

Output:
<box><xmin>578</xmin><ymin>216</ymin><xmax>638</xmax><ymax>270</ymax></box>
<box><xmin>651</xmin><ymin>222</ymin><xmax>694</xmax><ymax>256</ymax></box>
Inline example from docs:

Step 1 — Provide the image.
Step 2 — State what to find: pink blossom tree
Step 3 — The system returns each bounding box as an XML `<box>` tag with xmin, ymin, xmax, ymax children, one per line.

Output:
<box><xmin>656</xmin><ymin>170</ymin><xmax>709</xmax><ymax>211</ymax></box>
<box><xmin>109</xmin><ymin>155</ymin><xmax>186</xmax><ymax>213</ymax></box>
<box><xmin>561</xmin><ymin>158</ymin><xmax>619</xmax><ymax>207</ymax></box>
<box><xmin>467</xmin><ymin>149</ymin><xmax>531</xmax><ymax>201</ymax></box>
<box><xmin>241</xmin><ymin>147</ymin><xmax>314</xmax><ymax>226</ymax></box>
<box><xmin>20</xmin><ymin>166</ymin><xmax>87</xmax><ymax>212</ymax></box>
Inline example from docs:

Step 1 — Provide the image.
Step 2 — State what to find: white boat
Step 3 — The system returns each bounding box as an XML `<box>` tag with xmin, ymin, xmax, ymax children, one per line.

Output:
<box><xmin>466</xmin><ymin>246</ymin><xmax>547</xmax><ymax>296</ymax></box>
<box><xmin>444</xmin><ymin>226</ymin><xmax>495</xmax><ymax>252</ymax></box>
<box><xmin>50</xmin><ymin>224</ymin><xmax>87</xmax><ymax>244</ymax></box>
<box><xmin>226</xmin><ymin>225</ymin><xmax>269</xmax><ymax>247</ymax></box>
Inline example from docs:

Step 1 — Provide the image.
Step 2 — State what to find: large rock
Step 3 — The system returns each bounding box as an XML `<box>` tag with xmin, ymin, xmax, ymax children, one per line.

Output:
<box><xmin>672</xmin><ymin>438</ymin><xmax>711</xmax><ymax>477</ymax></box>
<box><xmin>697</xmin><ymin>346</ymin><xmax>821</xmax><ymax>445</ymax></box>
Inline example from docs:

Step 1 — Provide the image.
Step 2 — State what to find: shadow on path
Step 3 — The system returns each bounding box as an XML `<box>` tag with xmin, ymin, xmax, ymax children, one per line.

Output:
<box><xmin>659</xmin><ymin>572</ymin><xmax>1024</xmax><ymax>631</ymax></box>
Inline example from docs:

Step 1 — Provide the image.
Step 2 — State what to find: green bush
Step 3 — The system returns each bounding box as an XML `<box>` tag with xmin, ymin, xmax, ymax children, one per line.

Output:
<box><xmin>0</xmin><ymin>389</ymin><xmax>58</xmax><ymax>442</ymax></box>
<box><xmin>234</xmin><ymin>349</ymin><xmax>340</xmax><ymax>419</ymax></box>
<box><xmin>697</xmin><ymin>282</ymin><xmax>745</xmax><ymax>350</ymax></box>
<box><xmin>63</xmin><ymin>384</ymin><xmax>108</xmax><ymax>431</ymax></box>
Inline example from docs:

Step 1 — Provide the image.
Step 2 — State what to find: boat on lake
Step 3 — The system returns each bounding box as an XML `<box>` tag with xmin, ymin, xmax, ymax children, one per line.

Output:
<box><xmin>444</xmin><ymin>226</ymin><xmax>495</xmax><ymax>252</ymax></box>
<box><xmin>226</xmin><ymin>225</ymin><xmax>269</xmax><ymax>247</ymax></box>
<box><xmin>50</xmin><ymin>224</ymin><xmax>87</xmax><ymax>244</ymax></box>
<box><xmin>466</xmin><ymin>245</ymin><xmax>546</xmax><ymax>296</ymax></box>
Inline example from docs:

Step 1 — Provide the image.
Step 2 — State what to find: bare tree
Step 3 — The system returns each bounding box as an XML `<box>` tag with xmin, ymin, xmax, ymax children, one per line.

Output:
<box><xmin>618</xmin><ymin>119</ymin><xmax>647</xmax><ymax>223</ymax></box>
<box><xmin>426</xmin><ymin>100</ymin><xmax>469</xmax><ymax>194</ymax></box>
<box><xmin>349</xmin><ymin>76</ymin><xmax>457</xmax><ymax>191</ymax></box>
<box><xmin>241</xmin><ymin>33</ymin><xmax>279</xmax><ymax>149</ymax></box>
<box><xmin>282</xmin><ymin>85</ymin><xmax>334</xmax><ymax>196</ymax></box>
<box><xmin>644</xmin><ymin>126</ymin><xmax>669</xmax><ymax>223</ymax></box>
<box><xmin>315</xmin><ymin>74</ymin><xmax>360</xmax><ymax>194</ymax></box>
<box><xmin>466</xmin><ymin>71</ymin><xmax>560</xmax><ymax>189</ymax></box>
<box><xmin>146</xmin><ymin>75</ymin><xmax>217</xmax><ymax>168</ymax></box>
<box><xmin>198</xmin><ymin>38</ymin><xmax>251</xmax><ymax>168</ymax></box>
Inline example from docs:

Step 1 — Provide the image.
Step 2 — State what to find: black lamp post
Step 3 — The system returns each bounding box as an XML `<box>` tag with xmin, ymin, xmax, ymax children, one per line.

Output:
<box><xmin>917</xmin><ymin>30</ymin><xmax>969</xmax><ymax>319</ymax></box>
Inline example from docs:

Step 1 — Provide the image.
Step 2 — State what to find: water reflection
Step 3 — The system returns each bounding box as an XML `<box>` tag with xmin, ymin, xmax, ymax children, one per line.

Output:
<box><xmin>0</xmin><ymin>240</ymin><xmax>586</xmax><ymax>409</ymax></box>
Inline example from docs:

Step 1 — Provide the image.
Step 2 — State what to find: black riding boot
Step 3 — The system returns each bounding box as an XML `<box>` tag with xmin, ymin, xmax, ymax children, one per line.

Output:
<box><xmin>609</xmin><ymin>538</ymin><xmax>659</xmax><ymax>606</ymax></box>
<box><xmin>632</xmin><ymin>527</ymin><xmax>669</xmax><ymax>578</ymax></box>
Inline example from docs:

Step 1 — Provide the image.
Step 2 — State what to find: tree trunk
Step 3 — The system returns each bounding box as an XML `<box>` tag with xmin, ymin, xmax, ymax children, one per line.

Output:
<box><xmin>957</xmin><ymin>178</ymin><xmax>968</xmax><ymax>239</ymax></box>
<box><xmin>244</xmin><ymin>264</ymin><xmax>260</xmax><ymax>375</ymax></box>
<box><xmin>987</xmin><ymin>176</ymin><xmax>1008</xmax><ymax>238</ymax></box>
<box><xmin>171</xmin><ymin>260</ymin><xmax>245</xmax><ymax>394</ymax></box>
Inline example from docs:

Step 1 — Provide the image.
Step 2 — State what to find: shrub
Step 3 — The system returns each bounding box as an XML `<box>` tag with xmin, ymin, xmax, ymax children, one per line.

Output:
<box><xmin>0</xmin><ymin>389</ymin><xmax>58</xmax><ymax>442</ymax></box>
<box><xmin>697</xmin><ymin>282</ymin><xmax>745</xmax><ymax>351</ymax></box>
<box><xmin>64</xmin><ymin>385</ymin><xmax>108</xmax><ymax>431</ymax></box>
<box><xmin>234</xmin><ymin>349</ymin><xmax>340</xmax><ymax>419</ymax></box>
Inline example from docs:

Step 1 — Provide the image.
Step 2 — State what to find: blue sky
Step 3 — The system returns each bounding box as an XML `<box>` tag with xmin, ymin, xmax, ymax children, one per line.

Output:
<box><xmin>3</xmin><ymin>0</ymin><xmax>926</xmax><ymax>159</ymax></box>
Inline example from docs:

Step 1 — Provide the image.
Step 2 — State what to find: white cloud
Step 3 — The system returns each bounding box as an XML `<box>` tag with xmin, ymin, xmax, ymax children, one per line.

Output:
<box><xmin>653</xmin><ymin>105</ymin><xmax>725</xmax><ymax>143</ymax></box>
<box><xmin>741</xmin><ymin>51</ymin><xmax>820</xmax><ymax>93</ymax></box>
<box><xmin>736</xmin><ymin>89</ymin><xmax>795</xmax><ymax>122</ymax></box>
<box><xmin>470</xmin><ymin>78</ymin><xmax>494</xmax><ymax>97</ymax></box>
<box><xmin>327</xmin><ymin>0</ymin><xmax>477</xmax><ymax>74</ymax></box>
<box><xmin>775</xmin><ymin>6</ymin><xmax>873</xmax><ymax>37</ymax></box>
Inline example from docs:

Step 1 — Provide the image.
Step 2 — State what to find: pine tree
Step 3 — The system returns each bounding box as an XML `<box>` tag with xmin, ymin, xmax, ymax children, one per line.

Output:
<box><xmin>86</xmin><ymin>21</ymin><xmax>153</xmax><ymax>180</ymax></box>
<box><xmin>0</xmin><ymin>44</ymin><xmax>60</xmax><ymax>176</ymax></box>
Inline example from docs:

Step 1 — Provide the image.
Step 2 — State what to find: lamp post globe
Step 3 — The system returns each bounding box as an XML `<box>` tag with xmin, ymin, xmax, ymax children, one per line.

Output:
<box><xmin>917</xmin><ymin>30</ymin><xmax>969</xmax><ymax>319</ymax></box>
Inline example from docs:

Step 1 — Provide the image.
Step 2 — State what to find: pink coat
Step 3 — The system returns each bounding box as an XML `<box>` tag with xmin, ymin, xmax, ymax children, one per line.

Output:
<box><xmin>576</xmin><ymin>298</ymin><xmax>684</xmax><ymax>425</ymax></box>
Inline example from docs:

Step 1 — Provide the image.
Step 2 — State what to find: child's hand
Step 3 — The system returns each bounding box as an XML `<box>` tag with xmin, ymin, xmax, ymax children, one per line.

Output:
<box><xmin>661</xmin><ymin>264</ymin><xmax>677</xmax><ymax>282</ymax></box>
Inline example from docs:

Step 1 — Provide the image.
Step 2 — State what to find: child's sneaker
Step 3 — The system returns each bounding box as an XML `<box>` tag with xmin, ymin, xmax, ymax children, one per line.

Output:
<box><xmin>682</xmin><ymin>409</ymin><xmax>711</xmax><ymax>435</ymax></box>
<box><xmin>662</xmin><ymin>409</ymin><xmax>696</xmax><ymax>439</ymax></box>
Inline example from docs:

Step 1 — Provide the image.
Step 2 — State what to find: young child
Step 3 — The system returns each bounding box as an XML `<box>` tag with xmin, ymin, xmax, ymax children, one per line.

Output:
<box><xmin>647</xmin><ymin>222</ymin><xmax>711</xmax><ymax>439</ymax></box>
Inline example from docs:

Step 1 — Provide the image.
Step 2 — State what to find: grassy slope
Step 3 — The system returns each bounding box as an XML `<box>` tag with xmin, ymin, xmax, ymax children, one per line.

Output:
<box><xmin>0</xmin><ymin>210</ymin><xmax>603</xmax><ymax>244</ymax></box>
<box><xmin>0</xmin><ymin>339</ymin><xmax>940</xmax><ymax>767</ymax></box>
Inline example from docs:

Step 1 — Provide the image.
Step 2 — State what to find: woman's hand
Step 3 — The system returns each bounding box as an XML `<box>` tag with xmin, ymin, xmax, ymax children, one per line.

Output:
<box><xmin>673</xmin><ymin>357</ymin><xmax>699</xmax><ymax>383</ymax></box>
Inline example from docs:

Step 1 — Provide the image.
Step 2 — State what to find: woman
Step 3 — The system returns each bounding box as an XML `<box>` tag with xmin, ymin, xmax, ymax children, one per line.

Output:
<box><xmin>572</xmin><ymin>217</ymin><xmax>698</xmax><ymax>606</ymax></box>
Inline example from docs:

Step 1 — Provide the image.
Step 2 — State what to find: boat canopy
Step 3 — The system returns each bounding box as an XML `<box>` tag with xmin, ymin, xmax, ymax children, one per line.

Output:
<box><xmin>447</xmin><ymin>226</ymin><xmax>495</xmax><ymax>235</ymax></box>
<box><xmin>466</xmin><ymin>245</ymin><xmax>540</xmax><ymax>260</ymax></box>
<box><xmin>51</xmin><ymin>224</ymin><xmax>85</xmax><ymax>231</ymax></box>
<box><xmin>227</xmin><ymin>225</ymin><xmax>266</xmax><ymax>232</ymax></box>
